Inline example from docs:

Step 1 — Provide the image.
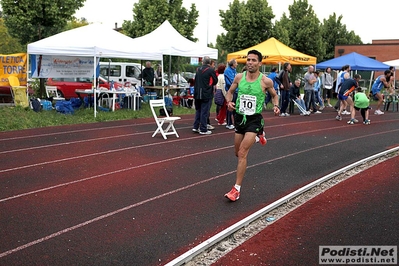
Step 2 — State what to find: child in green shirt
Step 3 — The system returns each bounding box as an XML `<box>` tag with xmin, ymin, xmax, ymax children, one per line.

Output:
<box><xmin>354</xmin><ymin>87</ymin><xmax>371</xmax><ymax>125</ymax></box>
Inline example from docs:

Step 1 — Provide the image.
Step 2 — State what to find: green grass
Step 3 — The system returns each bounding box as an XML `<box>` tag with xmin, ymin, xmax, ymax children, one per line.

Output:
<box><xmin>0</xmin><ymin>97</ymin><xmax>346</xmax><ymax>132</ymax></box>
<box><xmin>0</xmin><ymin>102</ymin><xmax>196</xmax><ymax>132</ymax></box>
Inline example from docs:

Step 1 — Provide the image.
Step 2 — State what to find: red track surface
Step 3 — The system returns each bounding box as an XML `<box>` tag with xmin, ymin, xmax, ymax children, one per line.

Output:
<box><xmin>214</xmin><ymin>155</ymin><xmax>399</xmax><ymax>265</ymax></box>
<box><xmin>0</xmin><ymin>106</ymin><xmax>398</xmax><ymax>265</ymax></box>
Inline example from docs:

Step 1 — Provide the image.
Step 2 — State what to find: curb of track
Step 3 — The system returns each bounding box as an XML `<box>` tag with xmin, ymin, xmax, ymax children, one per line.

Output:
<box><xmin>165</xmin><ymin>146</ymin><xmax>399</xmax><ymax>266</ymax></box>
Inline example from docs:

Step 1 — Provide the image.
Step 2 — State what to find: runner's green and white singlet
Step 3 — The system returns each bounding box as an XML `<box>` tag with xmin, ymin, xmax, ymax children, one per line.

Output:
<box><xmin>236</xmin><ymin>71</ymin><xmax>265</xmax><ymax>116</ymax></box>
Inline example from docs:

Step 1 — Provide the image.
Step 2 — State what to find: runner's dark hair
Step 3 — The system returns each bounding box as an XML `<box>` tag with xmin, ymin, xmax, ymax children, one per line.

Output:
<box><xmin>247</xmin><ymin>49</ymin><xmax>262</xmax><ymax>62</ymax></box>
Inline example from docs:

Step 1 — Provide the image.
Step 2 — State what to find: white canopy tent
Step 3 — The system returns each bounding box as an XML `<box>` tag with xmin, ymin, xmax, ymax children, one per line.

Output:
<box><xmin>27</xmin><ymin>23</ymin><xmax>163</xmax><ymax>117</ymax></box>
<box><xmin>383</xmin><ymin>59</ymin><xmax>399</xmax><ymax>87</ymax></box>
<box><xmin>130</xmin><ymin>20</ymin><xmax>218</xmax><ymax>90</ymax></box>
<box><xmin>130</xmin><ymin>20</ymin><xmax>218</xmax><ymax>59</ymax></box>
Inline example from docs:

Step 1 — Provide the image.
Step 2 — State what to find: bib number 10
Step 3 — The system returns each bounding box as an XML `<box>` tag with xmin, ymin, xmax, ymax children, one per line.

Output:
<box><xmin>239</xmin><ymin>94</ymin><xmax>256</xmax><ymax>115</ymax></box>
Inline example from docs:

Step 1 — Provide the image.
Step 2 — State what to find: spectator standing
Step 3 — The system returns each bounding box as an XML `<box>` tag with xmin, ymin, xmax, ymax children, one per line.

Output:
<box><xmin>304</xmin><ymin>65</ymin><xmax>317</xmax><ymax>112</ymax></box>
<box><xmin>265</xmin><ymin>67</ymin><xmax>279</xmax><ymax>108</ymax></box>
<box><xmin>192</xmin><ymin>56</ymin><xmax>218</xmax><ymax>135</ymax></box>
<box><xmin>154</xmin><ymin>64</ymin><xmax>163</xmax><ymax>86</ymax></box>
<box><xmin>334</xmin><ymin>65</ymin><xmax>351</xmax><ymax>114</ymax></box>
<box><xmin>224</xmin><ymin>50</ymin><xmax>280</xmax><ymax>201</ymax></box>
<box><xmin>336</xmin><ymin>73</ymin><xmax>361</xmax><ymax>123</ymax></box>
<box><xmin>207</xmin><ymin>60</ymin><xmax>217</xmax><ymax>130</ymax></box>
<box><xmin>276</xmin><ymin>62</ymin><xmax>292</xmax><ymax>116</ymax></box>
<box><xmin>321</xmin><ymin>67</ymin><xmax>334</xmax><ymax>107</ymax></box>
<box><xmin>215</xmin><ymin>64</ymin><xmax>227</xmax><ymax>125</ymax></box>
<box><xmin>142</xmin><ymin>61</ymin><xmax>155</xmax><ymax>86</ymax></box>
<box><xmin>224</xmin><ymin>59</ymin><xmax>238</xmax><ymax>130</ymax></box>
<box><xmin>313</xmin><ymin>70</ymin><xmax>323</xmax><ymax>112</ymax></box>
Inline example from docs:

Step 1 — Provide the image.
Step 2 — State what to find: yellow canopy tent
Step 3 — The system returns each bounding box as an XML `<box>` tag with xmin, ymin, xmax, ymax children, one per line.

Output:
<box><xmin>227</xmin><ymin>37</ymin><xmax>317</xmax><ymax>65</ymax></box>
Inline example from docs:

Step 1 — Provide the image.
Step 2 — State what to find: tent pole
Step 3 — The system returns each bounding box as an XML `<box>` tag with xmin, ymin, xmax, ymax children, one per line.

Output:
<box><xmin>94</xmin><ymin>56</ymin><xmax>97</xmax><ymax>118</ymax></box>
<box><xmin>369</xmin><ymin>71</ymin><xmax>374</xmax><ymax>95</ymax></box>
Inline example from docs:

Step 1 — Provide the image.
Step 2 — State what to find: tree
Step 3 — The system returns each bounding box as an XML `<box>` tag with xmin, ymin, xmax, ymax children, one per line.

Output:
<box><xmin>218</xmin><ymin>0</ymin><xmax>274</xmax><ymax>54</ymax></box>
<box><xmin>287</xmin><ymin>0</ymin><xmax>325</xmax><ymax>61</ymax></box>
<box><xmin>121</xmin><ymin>0</ymin><xmax>199</xmax><ymax>79</ymax></box>
<box><xmin>0</xmin><ymin>19</ymin><xmax>23</xmax><ymax>54</ymax></box>
<box><xmin>122</xmin><ymin>0</ymin><xmax>198</xmax><ymax>41</ymax></box>
<box><xmin>1</xmin><ymin>0</ymin><xmax>85</xmax><ymax>45</ymax></box>
<box><xmin>64</xmin><ymin>17</ymin><xmax>89</xmax><ymax>31</ymax></box>
<box><xmin>271</xmin><ymin>14</ymin><xmax>290</xmax><ymax>45</ymax></box>
<box><xmin>321</xmin><ymin>13</ymin><xmax>362</xmax><ymax>60</ymax></box>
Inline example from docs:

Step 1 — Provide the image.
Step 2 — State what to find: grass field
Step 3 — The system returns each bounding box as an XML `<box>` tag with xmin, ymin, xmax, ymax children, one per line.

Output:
<box><xmin>0</xmin><ymin>101</ymin><xmax>197</xmax><ymax>132</ymax></box>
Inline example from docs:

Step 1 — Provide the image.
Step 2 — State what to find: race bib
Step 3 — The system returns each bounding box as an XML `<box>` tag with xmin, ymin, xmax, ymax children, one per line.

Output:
<box><xmin>239</xmin><ymin>94</ymin><xmax>256</xmax><ymax>115</ymax></box>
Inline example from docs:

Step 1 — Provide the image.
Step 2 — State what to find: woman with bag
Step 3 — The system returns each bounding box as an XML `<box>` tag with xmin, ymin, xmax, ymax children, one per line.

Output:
<box><xmin>215</xmin><ymin>64</ymin><xmax>227</xmax><ymax>125</ymax></box>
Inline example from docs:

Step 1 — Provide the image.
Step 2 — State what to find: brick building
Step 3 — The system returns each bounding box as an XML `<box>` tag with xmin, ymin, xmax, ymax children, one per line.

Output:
<box><xmin>335</xmin><ymin>39</ymin><xmax>399</xmax><ymax>84</ymax></box>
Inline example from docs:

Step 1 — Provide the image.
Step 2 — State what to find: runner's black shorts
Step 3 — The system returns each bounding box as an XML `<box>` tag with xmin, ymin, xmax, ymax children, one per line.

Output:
<box><xmin>234</xmin><ymin>113</ymin><xmax>264</xmax><ymax>135</ymax></box>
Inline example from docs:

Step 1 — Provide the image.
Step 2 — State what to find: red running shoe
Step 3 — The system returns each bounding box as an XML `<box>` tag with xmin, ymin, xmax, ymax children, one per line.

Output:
<box><xmin>224</xmin><ymin>187</ymin><xmax>240</xmax><ymax>201</ymax></box>
<box><xmin>255</xmin><ymin>132</ymin><xmax>267</xmax><ymax>146</ymax></box>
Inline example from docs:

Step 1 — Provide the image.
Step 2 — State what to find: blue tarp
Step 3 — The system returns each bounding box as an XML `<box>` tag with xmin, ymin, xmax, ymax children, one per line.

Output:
<box><xmin>316</xmin><ymin>52</ymin><xmax>390</xmax><ymax>71</ymax></box>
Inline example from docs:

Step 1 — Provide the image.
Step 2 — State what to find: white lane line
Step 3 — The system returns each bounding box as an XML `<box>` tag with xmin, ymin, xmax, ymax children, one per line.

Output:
<box><xmin>1</xmin><ymin>127</ymin><xmax>399</xmax><ymax>203</ymax></box>
<box><xmin>0</xmin><ymin>123</ymin><xmax>351</xmax><ymax>173</ymax></box>
<box><xmin>1</xmin><ymin>136</ymin><xmax>398</xmax><ymax>258</ymax></box>
<box><xmin>2</xmin><ymin>117</ymin><xmax>398</xmax><ymax>156</ymax></box>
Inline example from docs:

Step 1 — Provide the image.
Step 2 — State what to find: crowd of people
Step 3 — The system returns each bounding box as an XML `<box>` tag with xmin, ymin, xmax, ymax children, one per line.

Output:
<box><xmin>191</xmin><ymin>57</ymin><xmax>397</xmax><ymax>136</ymax></box>
<box><xmin>189</xmin><ymin>53</ymin><xmax>396</xmax><ymax>201</ymax></box>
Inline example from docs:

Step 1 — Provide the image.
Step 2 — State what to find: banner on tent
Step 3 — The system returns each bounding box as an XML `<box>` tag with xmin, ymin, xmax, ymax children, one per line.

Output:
<box><xmin>31</xmin><ymin>55</ymin><xmax>98</xmax><ymax>78</ymax></box>
<box><xmin>0</xmin><ymin>53</ymin><xmax>27</xmax><ymax>86</ymax></box>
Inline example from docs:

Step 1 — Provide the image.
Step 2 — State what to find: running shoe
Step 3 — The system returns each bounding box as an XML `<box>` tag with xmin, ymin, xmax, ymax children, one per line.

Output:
<box><xmin>255</xmin><ymin>132</ymin><xmax>267</xmax><ymax>146</ymax></box>
<box><xmin>341</xmin><ymin>110</ymin><xmax>351</xmax><ymax>115</ymax></box>
<box><xmin>315</xmin><ymin>110</ymin><xmax>322</xmax><ymax>114</ymax></box>
<box><xmin>363</xmin><ymin>119</ymin><xmax>371</xmax><ymax>125</ymax></box>
<box><xmin>226</xmin><ymin>125</ymin><xmax>235</xmax><ymax>130</ymax></box>
<box><xmin>199</xmin><ymin>130</ymin><xmax>212</xmax><ymax>135</ymax></box>
<box><xmin>192</xmin><ymin>128</ymin><xmax>199</xmax><ymax>133</ymax></box>
<box><xmin>336</xmin><ymin>115</ymin><xmax>342</xmax><ymax>121</ymax></box>
<box><xmin>279</xmin><ymin>113</ymin><xmax>286</xmax><ymax>117</ymax></box>
<box><xmin>218</xmin><ymin>122</ymin><xmax>227</xmax><ymax>126</ymax></box>
<box><xmin>327</xmin><ymin>104</ymin><xmax>333</xmax><ymax>107</ymax></box>
<box><xmin>374</xmin><ymin>109</ymin><xmax>384</xmax><ymax>115</ymax></box>
<box><xmin>319</xmin><ymin>106</ymin><xmax>324</xmax><ymax>111</ymax></box>
<box><xmin>347</xmin><ymin>119</ymin><xmax>355</xmax><ymax>125</ymax></box>
<box><xmin>207</xmin><ymin>124</ymin><xmax>215</xmax><ymax>130</ymax></box>
<box><xmin>353</xmin><ymin>118</ymin><xmax>359</xmax><ymax>123</ymax></box>
<box><xmin>224</xmin><ymin>187</ymin><xmax>240</xmax><ymax>201</ymax></box>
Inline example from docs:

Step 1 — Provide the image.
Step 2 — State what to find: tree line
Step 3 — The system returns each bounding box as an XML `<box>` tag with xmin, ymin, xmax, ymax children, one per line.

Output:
<box><xmin>0</xmin><ymin>0</ymin><xmax>361</xmax><ymax>66</ymax></box>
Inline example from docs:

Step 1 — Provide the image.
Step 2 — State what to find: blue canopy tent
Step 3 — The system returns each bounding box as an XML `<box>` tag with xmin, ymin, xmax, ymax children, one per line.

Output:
<box><xmin>316</xmin><ymin>52</ymin><xmax>391</xmax><ymax>92</ymax></box>
<box><xmin>316</xmin><ymin>52</ymin><xmax>390</xmax><ymax>71</ymax></box>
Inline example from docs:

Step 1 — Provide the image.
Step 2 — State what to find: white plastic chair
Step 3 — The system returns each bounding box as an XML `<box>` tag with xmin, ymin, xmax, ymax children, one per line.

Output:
<box><xmin>45</xmin><ymin>86</ymin><xmax>65</xmax><ymax>101</ymax></box>
<box><xmin>99</xmin><ymin>92</ymin><xmax>112</xmax><ymax>108</ymax></box>
<box><xmin>149</xmin><ymin>99</ymin><xmax>181</xmax><ymax>139</ymax></box>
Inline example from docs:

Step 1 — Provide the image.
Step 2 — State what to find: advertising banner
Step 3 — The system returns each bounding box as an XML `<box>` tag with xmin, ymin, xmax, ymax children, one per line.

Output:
<box><xmin>31</xmin><ymin>55</ymin><xmax>98</xmax><ymax>79</ymax></box>
<box><xmin>0</xmin><ymin>53</ymin><xmax>27</xmax><ymax>86</ymax></box>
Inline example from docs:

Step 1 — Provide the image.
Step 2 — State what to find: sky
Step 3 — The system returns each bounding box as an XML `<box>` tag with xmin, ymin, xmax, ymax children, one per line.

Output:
<box><xmin>75</xmin><ymin>0</ymin><xmax>399</xmax><ymax>47</ymax></box>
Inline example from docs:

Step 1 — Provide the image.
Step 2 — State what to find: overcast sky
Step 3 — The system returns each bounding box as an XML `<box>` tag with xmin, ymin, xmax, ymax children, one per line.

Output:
<box><xmin>75</xmin><ymin>0</ymin><xmax>399</xmax><ymax>49</ymax></box>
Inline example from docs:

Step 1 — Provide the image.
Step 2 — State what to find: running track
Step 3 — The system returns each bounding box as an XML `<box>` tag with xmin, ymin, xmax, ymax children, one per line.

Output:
<box><xmin>0</xmin><ymin>106</ymin><xmax>398</xmax><ymax>265</ymax></box>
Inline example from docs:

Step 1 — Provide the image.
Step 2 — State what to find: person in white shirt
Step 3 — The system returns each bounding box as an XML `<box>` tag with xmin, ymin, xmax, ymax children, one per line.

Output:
<box><xmin>321</xmin><ymin>67</ymin><xmax>334</xmax><ymax>107</ymax></box>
